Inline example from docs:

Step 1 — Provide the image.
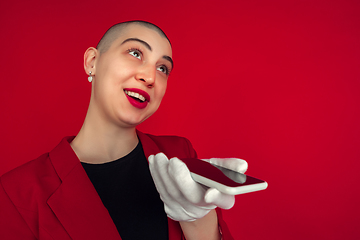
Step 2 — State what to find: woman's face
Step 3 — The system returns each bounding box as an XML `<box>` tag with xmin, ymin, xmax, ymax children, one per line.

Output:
<box><xmin>90</xmin><ymin>24</ymin><xmax>173</xmax><ymax>128</ymax></box>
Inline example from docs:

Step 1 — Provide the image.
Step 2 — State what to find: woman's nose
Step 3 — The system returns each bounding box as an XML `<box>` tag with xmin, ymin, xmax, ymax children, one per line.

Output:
<box><xmin>135</xmin><ymin>64</ymin><xmax>156</xmax><ymax>87</ymax></box>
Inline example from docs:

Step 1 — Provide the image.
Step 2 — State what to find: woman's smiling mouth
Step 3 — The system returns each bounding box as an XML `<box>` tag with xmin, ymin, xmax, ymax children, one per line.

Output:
<box><xmin>124</xmin><ymin>88</ymin><xmax>150</xmax><ymax>109</ymax></box>
<box><xmin>124</xmin><ymin>90</ymin><xmax>146</xmax><ymax>102</ymax></box>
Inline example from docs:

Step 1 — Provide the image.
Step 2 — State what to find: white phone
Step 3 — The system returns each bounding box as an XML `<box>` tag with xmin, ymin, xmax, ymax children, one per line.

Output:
<box><xmin>180</xmin><ymin>158</ymin><xmax>268</xmax><ymax>195</ymax></box>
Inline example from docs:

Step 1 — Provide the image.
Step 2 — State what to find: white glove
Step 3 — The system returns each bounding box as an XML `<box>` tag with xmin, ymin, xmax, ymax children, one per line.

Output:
<box><xmin>148</xmin><ymin>153</ymin><xmax>248</xmax><ymax>222</ymax></box>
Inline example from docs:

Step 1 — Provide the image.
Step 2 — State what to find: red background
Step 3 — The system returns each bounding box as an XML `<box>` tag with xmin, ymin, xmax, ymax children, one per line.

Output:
<box><xmin>1</xmin><ymin>0</ymin><xmax>360</xmax><ymax>239</ymax></box>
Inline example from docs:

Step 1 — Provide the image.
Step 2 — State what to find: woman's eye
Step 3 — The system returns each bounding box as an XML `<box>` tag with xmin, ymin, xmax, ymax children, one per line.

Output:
<box><xmin>157</xmin><ymin>65</ymin><xmax>169</xmax><ymax>75</ymax></box>
<box><xmin>128</xmin><ymin>50</ymin><xmax>141</xmax><ymax>60</ymax></box>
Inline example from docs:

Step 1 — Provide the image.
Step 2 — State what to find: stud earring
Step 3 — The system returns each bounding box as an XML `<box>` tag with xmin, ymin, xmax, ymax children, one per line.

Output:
<box><xmin>88</xmin><ymin>71</ymin><xmax>93</xmax><ymax>83</ymax></box>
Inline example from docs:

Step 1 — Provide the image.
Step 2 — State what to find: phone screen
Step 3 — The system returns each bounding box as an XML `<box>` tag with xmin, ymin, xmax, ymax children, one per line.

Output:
<box><xmin>211</xmin><ymin>164</ymin><xmax>265</xmax><ymax>186</ymax></box>
<box><xmin>181</xmin><ymin>158</ymin><xmax>267</xmax><ymax>195</ymax></box>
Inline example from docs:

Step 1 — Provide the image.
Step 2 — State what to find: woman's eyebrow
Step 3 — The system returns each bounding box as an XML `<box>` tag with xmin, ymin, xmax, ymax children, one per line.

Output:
<box><xmin>163</xmin><ymin>56</ymin><xmax>173</xmax><ymax>69</ymax></box>
<box><xmin>121</xmin><ymin>38</ymin><xmax>152</xmax><ymax>50</ymax></box>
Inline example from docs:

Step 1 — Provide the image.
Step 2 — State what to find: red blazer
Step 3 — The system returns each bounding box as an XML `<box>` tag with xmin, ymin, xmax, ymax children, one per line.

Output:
<box><xmin>0</xmin><ymin>131</ymin><xmax>234</xmax><ymax>240</ymax></box>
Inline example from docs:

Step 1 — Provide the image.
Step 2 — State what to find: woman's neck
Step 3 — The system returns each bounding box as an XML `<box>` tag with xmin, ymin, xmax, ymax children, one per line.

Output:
<box><xmin>70</xmin><ymin>116</ymin><xmax>139</xmax><ymax>164</ymax></box>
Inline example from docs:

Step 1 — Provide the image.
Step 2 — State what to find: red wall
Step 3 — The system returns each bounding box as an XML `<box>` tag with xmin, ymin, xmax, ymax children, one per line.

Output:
<box><xmin>1</xmin><ymin>0</ymin><xmax>359</xmax><ymax>239</ymax></box>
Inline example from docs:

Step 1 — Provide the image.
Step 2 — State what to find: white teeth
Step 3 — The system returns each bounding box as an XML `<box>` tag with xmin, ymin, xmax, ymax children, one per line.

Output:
<box><xmin>124</xmin><ymin>90</ymin><xmax>146</xmax><ymax>102</ymax></box>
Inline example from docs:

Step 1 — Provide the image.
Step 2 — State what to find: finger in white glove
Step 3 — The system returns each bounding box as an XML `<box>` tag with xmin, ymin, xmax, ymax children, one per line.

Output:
<box><xmin>202</xmin><ymin>158</ymin><xmax>248</xmax><ymax>174</ymax></box>
<box><xmin>204</xmin><ymin>188</ymin><xmax>235</xmax><ymax>209</ymax></box>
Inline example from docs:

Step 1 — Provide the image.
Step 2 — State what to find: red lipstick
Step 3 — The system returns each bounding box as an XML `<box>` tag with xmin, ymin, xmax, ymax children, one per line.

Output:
<box><xmin>124</xmin><ymin>88</ymin><xmax>150</xmax><ymax>109</ymax></box>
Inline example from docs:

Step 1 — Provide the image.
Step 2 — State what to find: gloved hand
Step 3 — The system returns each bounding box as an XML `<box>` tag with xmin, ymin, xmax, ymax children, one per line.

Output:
<box><xmin>148</xmin><ymin>153</ymin><xmax>248</xmax><ymax>222</ymax></box>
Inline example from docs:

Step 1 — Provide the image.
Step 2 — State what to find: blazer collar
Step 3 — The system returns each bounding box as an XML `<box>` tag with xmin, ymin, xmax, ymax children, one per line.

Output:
<box><xmin>137</xmin><ymin>130</ymin><xmax>161</xmax><ymax>158</ymax></box>
<box><xmin>137</xmin><ymin>130</ymin><xmax>184</xmax><ymax>239</ymax></box>
<box><xmin>46</xmin><ymin>131</ymin><xmax>183</xmax><ymax>240</ymax></box>
<box><xmin>48</xmin><ymin>133</ymin><xmax>162</xmax><ymax>180</ymax></box>
<box><xmin>47</xmin><ymin>136</ymin><xmax>121</xmax><ymax>240</ymax></box>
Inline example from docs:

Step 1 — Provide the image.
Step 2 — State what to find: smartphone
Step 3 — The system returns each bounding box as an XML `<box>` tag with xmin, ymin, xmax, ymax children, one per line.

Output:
<box><xmin>180</xmin><ymin>158</ymin><xmax>268</xmax><ymax>195</ymax></box>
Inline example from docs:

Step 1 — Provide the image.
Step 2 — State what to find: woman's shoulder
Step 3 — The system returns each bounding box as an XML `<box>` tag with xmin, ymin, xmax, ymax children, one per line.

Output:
<box><xmin>0</xmin><ymin>151</ymin><xmax>62</xmax><ymax>204</ymax></box>
<box><xmin>138</xmin><ymin>131</ymin><xmax>198</xmax><ymax>159</ymax></box>
<box><xmin>1</xmin><ymin>152</ymin><xmax>50</xmax><ymax>180</ymax></box>
<box><xmin>143</xmin><ymin>132</ymin><xmax>190</xmax><ymax>142</ymax></box>
<box><xmin>140</xmin><ymin>131</ymin><xmax>193</xmax><ymax>149</ymax></box>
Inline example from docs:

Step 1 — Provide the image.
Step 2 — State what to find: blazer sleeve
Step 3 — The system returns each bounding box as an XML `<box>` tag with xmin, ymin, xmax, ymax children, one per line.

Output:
<box><xmin>0</xmin><ymin>180</ymin><xmax>36</xmax><ymax>240</ymax></box>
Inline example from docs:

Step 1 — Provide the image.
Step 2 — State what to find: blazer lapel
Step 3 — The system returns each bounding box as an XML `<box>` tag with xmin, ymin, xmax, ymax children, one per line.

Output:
<box><xmin>137</xmin><ymin>130</ymin><xmax>184</xmax><ymax>240</ymax></box>
<box><xmin>137</xmin><ymin>130</ymin><xmax>162</xmax><ymax>158</ymax></box>
<box><xmin>47</xmin><ymin>137</ymin><xmax>121</xmax><ymax>240</ymax></box>
<box><xmin>46</xmin><ymin>133</ymin><xmax>184</xmax><ymax>240</ymax></box>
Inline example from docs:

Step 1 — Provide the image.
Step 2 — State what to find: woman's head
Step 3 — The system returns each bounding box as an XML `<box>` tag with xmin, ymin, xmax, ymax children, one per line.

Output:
<box><xmin>96</xmin><ymin>21</ymin><xmax>171</xmax><ymax>54</ymax></box>
<box><xmin>84</xmin><ymin>21</ymin><xmax>172</xmax><ymax>128</ymax></box>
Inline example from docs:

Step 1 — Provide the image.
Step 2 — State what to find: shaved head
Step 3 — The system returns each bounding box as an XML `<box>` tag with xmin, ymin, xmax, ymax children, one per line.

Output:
<box><xmin>96</xmin><ymin>20</ymin><xmax>171</xmax><ymax>54</ymax></box>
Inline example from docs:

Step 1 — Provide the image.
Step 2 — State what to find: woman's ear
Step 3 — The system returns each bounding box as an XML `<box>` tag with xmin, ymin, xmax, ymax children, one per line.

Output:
<box><xmin>84</xmin><ymin>47</ymin><xmax>98</xmax><ymax>76</ymax></box>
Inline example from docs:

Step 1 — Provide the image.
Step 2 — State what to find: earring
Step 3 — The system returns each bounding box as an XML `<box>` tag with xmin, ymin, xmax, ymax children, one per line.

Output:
<box><xmin>88</xmin><ymin>71</ymin><xmax>93</xmax><ymax>83</ymax></box>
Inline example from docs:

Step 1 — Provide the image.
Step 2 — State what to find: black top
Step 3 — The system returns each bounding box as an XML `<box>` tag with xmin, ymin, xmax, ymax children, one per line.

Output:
<box><xmin>81</xmin><ymin>141</ymin><xmax>168</xmax><ymax>240</ymax></box>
